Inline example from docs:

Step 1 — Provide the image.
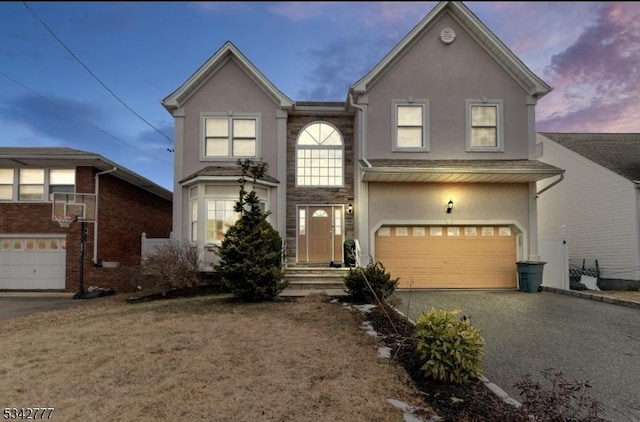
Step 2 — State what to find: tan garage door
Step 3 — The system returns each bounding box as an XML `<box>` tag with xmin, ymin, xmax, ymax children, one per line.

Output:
<box><xmin>375</xmin><ymin>225</ymin><xmax>516</xmax><ymax>289</ymax></box>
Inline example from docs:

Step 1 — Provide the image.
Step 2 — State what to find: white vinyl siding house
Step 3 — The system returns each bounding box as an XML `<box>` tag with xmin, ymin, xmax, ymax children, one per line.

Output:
<box><xmin>537</xmin><ymin>133</ymin><xmax>640</xmax><ymax>283</ymax></box>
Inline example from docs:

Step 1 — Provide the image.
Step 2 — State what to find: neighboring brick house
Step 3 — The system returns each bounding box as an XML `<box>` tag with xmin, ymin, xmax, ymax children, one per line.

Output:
<box><xmin>162</xmin><ymin>1</ymin><xmax>564</xmax><ymax>289</ymax></box>
<box><xmin>0</xmin><ymin>148</ymin><xmax>172</xmax><ymax>293</ymax></box>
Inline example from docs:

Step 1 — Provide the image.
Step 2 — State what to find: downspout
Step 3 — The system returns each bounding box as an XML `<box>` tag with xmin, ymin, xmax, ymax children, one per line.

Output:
<box><xmin>93</xmin><ymin>167</ymin><xmax>118</xmax><ymax>265</ymax></box>
<box><xmin>536</xmin><ymin>172</ymin><xmax>564</xmax><ymax>196</ymax></box>
<box><xmin>348</xmin><ymin>91</ymin><xmax>370</xmax><ymax>168</ymax></box>
<box><xmin>348</xmin><ymin>91</ymin><xmax>370</xmax><ymax>265</ymax></box>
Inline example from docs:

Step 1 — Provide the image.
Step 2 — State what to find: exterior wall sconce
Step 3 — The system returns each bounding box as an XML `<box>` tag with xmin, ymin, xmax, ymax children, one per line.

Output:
<box><xmin>446</xmin><ymin>199</ymin><xmax>454</xmax><ymax>214</ymax></box>
<box><xmin>347</xmin><ymin>203</ymin><xmax>353</xmax><ymax>215</ymax></box>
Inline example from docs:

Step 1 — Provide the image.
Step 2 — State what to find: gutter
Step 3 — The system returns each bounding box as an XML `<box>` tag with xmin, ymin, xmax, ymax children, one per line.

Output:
<box><xmin>93</xmin><ymin>167</ymin><xmax>118</xmax><ymax>265</ymax></box>
<box><xmin>536</xmin><ymin>172</ymin><xmax>564</xmax><ymax>196</ymax></box>
<box><xmin>348</xmin><ymin>91</ymin><xmax>371</xmax><ymax>168</ymax></box>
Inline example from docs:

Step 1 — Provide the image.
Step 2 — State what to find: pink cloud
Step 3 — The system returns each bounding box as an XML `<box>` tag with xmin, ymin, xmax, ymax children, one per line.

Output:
<box><xmin>537</xmin><ymin>2</ymin><xmax>640</xmax><ymax>132</ymax></box>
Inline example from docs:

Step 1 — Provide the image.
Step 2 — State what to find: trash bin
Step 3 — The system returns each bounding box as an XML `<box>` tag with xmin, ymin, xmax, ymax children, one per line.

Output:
<box><xmin>516</xmin><ymin>261</ymin><xmax>546</xmax><ymax>293</ymax></box>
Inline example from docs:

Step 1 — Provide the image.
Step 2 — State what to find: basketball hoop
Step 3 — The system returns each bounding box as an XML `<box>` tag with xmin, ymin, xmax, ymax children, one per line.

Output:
<box><xmin>53</xmin><ymin>215</ymin><xmax>77</xmax><ymax>228</ymax></box>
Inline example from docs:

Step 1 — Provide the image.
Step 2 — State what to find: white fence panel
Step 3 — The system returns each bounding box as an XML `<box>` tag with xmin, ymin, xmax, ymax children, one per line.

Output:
<box><xmin>539</xmin><ymin>231</ymin><xmax>569</xmax><ymax>290</ymax></box>
<box><xmin>140</xmin><ymin>232</ymin><xmax>172</xmax><ymax>262</ymax></box>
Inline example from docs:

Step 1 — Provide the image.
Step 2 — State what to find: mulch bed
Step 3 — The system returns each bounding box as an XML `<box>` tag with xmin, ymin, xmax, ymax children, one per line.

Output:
<box><xmin>365</xmin><ymin>303</ymin><xmax>528</xmax><ymax>421</ymax></box>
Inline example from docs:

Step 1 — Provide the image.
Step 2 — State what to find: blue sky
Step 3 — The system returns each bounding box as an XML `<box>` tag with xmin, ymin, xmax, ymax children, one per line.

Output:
<box><xmin>1</xmin><ymin>2</ymin><xmax>639</xmax><ymax>192</ymax></box>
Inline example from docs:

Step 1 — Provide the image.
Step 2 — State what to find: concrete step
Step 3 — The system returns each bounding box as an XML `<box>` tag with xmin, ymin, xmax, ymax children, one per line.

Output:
<box><xmin>284</xmin><ymin>267</ymin><xmax>349</xmax><ymax>291</ymax></box>
<box><xmin>280</xmin><ymin>288</ymin><xmax>348</xmax><ymax>298</ymax></box>
<box><xmin>285</xmin><ymin>280</ymin><xmax>346</xmax><ymax>290</ymax></box>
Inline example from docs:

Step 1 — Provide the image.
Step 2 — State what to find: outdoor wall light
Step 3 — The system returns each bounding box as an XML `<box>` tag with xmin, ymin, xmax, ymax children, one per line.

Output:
<box><xmin>347</xmin><ymin>203</ymin><xmax>353</xmax><ymax>215</ymax></box>
<box><xmin>446</xmin><ymin>199</ymin><xmax>454</xmax><ymax>214</ymax></box>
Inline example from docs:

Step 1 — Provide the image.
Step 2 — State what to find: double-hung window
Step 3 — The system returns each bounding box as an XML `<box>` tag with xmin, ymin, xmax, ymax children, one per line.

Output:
<box><xmin>49</xmin><ymin>169</ymin><xmax>75</xmax><ymax>196</ymax></box>
<box><xmin>466</xmin><ymin>99</ymin><xmax>503</xmax><ymax>151</ymax></box>
<box><xmin>1</xmin><ymin>168</ymin><xmax>76</xmax><ymax>202</ymax></box>
<box><xmin>203</xmin><ymin>114</ymin><xmax>258</xmax><ymax>159</ymax></box>
<box><xmin>0</xmin><ymin>169</ymin><xmax>14</xmax><ymax>200</ymax></box>
<box><xmin>392</xmin><ymin>99</ymin><xmax>430</xmax><ymax>151</ymax></box>
<box><xmin>18</xmin><ymin>169</ymin><xmax>45</xmax><ymax>201</ymax></box>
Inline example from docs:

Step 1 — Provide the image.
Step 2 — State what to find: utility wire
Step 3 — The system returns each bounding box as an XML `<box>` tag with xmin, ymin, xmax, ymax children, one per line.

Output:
<box><xmin>22</xmin><ymin>1</ymin><xmax>175</xmax><ymax>153</ymax></box>
<box><xmin>0</xmin><ymin>69</ymin><xmax>172</xmax><ymax>166</ymax></box>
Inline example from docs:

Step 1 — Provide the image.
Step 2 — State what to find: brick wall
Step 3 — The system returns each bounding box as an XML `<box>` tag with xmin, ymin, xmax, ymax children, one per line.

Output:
<box><xmin>0</xmin><ymin>165</ymin><xmax>172</xmax><ymax>293</ymax></box>
<box><xmin>88</xmin><ymin>170</ymin><xmax>172</xmax><ymax>293</ymax></box>
<box><xmin>286</xmin><ymin>111</ymin><xmax>356</xmax><ymax>263</ymax></box>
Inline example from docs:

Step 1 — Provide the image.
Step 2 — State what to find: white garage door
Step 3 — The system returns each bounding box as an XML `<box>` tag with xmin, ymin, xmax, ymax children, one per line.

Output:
<box><xmin>375</xmin><ymin>225</ymin><xmax>517</xmax><ymax>289</ymax></box>
<box><xmin>0</xmin><ymin>237</ymin><xmax>66</xmax><ymax>290</ymax></box>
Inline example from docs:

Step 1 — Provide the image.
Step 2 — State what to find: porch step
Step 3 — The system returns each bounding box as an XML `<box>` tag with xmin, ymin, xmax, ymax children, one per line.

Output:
<box><xmin>281</xmin><ymin>267</ymin><xmax>351</xmax><ymax>296</ymax></box>
<box><xmin>280</xmin><ymin>288</ymin><xmax>348</xmax><ymax>298</ymax></box>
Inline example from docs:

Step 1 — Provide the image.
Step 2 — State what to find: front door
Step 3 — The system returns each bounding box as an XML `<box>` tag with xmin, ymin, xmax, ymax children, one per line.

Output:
<box><xmin>309</xmin><ymin>207</ymin><xmax>332</xmax><ymax>262</ymax></box>
<box><xmin>297</xmin><ymin>205</ymin><xmax>344</xmax><ymax>264</ymax></box>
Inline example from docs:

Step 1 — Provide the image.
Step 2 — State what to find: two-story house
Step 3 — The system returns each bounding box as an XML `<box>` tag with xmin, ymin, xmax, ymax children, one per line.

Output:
<box><xmin>0</xmin><ymin>148</ymin><xmax>172</xmax><ymax>293</ymax></box>
<box><xmin>162</xmin><ymin>1</ymin><xmax>563</xmax><ymax>289</ymax></box>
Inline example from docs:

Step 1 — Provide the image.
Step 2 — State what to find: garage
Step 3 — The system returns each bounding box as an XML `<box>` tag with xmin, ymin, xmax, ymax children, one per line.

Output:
<box><xmin>375</xmin><ymin>225</ymin><xmax>517</xmax><ymax>289</ymax></box>
<box><xmin>0</xmin><ymin>236</ymin><xmax>66</xmax><ymax>290</ymax></box>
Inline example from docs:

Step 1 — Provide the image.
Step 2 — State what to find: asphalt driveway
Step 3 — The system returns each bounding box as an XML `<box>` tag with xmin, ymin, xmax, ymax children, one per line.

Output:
<box><xmin>392</xmin><ymin>290</ymin><xmax>640</xmax><ymax>422</ymax></box>
<box><xmin>0</xmin><ymin>292</ymin><xmax>89</xmax><ymax>320</ymax></box>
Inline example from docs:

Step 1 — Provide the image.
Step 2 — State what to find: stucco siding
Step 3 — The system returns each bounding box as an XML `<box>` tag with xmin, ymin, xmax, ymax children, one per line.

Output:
<box><xmin>176</xmin><ymin>58</ymin><xmax>284</xmax><ymax>243</ymax></box>
<box><xmin>365</xmin><ymin>13</ymin><xmax>530</xmax><ymax>160</ymax></box>
<box><xmin>367</xmin><ymin>182</ymin><xmax>529</xmax><ymax>259</ymax></box>
<box><xmin>537</xmin><ymin>135</ymin><xmax>640</xmax><ymax>281</ymax></box>
<box><xmin>180</xmin><ymin>59</ymin><xmax>281</xmax><ymax>179</ymax></box>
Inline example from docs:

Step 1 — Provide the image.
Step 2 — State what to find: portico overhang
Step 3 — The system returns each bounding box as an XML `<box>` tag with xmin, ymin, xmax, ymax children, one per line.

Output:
<box><xmin>179</xmin><ymin>166</ymin><xmax>280</xmax><ymax>187</ymax></box>
<box><xmin>362</xmin><ymin>159</ymin><xmax>564</xmax><ymax>183</ymax></box>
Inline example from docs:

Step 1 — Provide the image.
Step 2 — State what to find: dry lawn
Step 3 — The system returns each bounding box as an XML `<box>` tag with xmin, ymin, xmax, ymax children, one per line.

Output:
<box><xmin>0</xmin><ymin>294</ymin><xmax>433</xmax><ymax>422</ymax></box>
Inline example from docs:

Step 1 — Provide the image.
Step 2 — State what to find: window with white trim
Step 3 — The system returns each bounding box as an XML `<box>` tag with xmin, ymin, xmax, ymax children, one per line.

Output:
<box><xmin>206</xmin><ymin>199</ymin><xmax>240</xmax><ymax>244</ymax></box>
<box><xmin>392</xmin><ymin>100</ymin><xmax>430</xmax><ymax>151</ymax></box>
<box><xmin>190</xmin><ymin>201</ymin><xmax>198</xmax><ymax>242</ymax></box>
<box><xmin>18</xmin><ymin>169</ymin><xmax>44</xmax><ymax>201</ymax></box>
<box><xmin>0</xmin><ymin>169</ymin><xmax>13</xmax><ymax>200</ymax></box>
<box><xmin>466</xmin><ymin>99</ymin><xmax>504</xmax><ymax>151</ymax></box>
<box><xmin>296</xmin><ymin>122</ymin><xmax>344</xmax><ymax>186</ymax></box>
<box><xmin>203</xmin><ymin>115</ymin><xmax>258</xmax><ymax>158</ymax></box>
<box><xmin>49</xmin><ymin>169</ymin><xmax>75</xmax><ymax>195</ymax></box>
<box><xmin>1</xmin><ymin>168</ymin><xmax>76</xmax><ymax>202</ymax></box>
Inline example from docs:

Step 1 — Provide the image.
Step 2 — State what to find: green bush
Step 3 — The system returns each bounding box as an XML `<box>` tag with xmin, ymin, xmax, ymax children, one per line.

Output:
<box><xmin>214</xmin><ymin>159</ymin><xmax>287</xmax><ymax>301</ymax></box>
<box><xmin>343</xmin><ymin>261</ymin><xmax>399</xmax><ymax>303</ymax></box>
<box><xmin>414</xmin><ymin>308</ymin><xmax>484</xmax><ymax>384</ymax></box>
<box><xmin>216</xmin><ymin>217</ymin><xmax>286</xmax><ymax>301</ymax></box>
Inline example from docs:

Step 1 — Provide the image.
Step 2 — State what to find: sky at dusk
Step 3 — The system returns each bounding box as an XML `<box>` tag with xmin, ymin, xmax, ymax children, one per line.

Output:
<box><xmin>1</xmin><ymin>1</ymin><xmax>639</xmax><ymax>192</ymax></box>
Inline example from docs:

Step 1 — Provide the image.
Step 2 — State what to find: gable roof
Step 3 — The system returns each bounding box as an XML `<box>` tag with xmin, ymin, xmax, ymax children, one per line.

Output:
<box><xmin>162</xmin><ymin>41</ymin><xmax>293</xmax><ymax>111</ymax></box>
<box><xmin>350</xmin><ymin>1</ymin><xmax>551</xmax><ymax>97</ymax></box>
<box><xmin>0</xmin><ymin>147</ymin><xmax>172</xmax><ymax>201</ymax></box>
<box><xmin>540</xmin><ymin>133</ymin><xmax>640</xmax><ymax>183</ymax></box>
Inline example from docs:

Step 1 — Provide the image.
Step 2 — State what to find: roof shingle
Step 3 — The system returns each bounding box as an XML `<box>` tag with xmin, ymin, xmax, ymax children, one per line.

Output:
<box><xmin>541</xmin><ymin>133</ymin><xmax>640</xmax><ymax>182</ymax></box>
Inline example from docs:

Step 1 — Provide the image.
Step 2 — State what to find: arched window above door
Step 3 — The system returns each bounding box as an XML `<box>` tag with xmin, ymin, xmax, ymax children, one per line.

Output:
<box><xmin>296</xmin><ymin>122</ymin><xmax>344</xmax><ymax>187</ymax></box>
